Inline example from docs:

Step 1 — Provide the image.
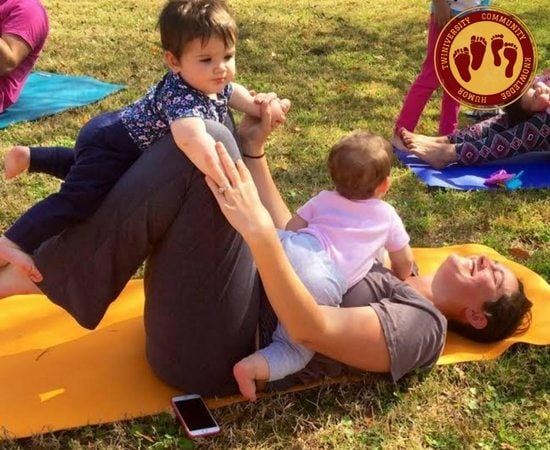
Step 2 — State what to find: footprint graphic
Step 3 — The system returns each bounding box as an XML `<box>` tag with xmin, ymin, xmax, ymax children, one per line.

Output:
<box><xmin>453</xmin><ymin>47</ymin><xmax>471</xmax><ymax>82</ymax></box>
<box><xmin>491</xmin><ymin>34</ymin><xmax>504</xmax><ymax>66</ymax></box>
<box><xmin>469</xmin><ymin>35</ymin><xmax>486</xmax><ymax>70</ymax></box>
<box><xmin>503</xmin><ymin>42</ymin><xmax>517</xmax><ymax>78</ymax></box>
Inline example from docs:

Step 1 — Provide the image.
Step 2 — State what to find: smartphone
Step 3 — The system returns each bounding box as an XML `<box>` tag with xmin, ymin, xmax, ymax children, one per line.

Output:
<box><xmin>171</xmin><ymin>394</ymin><xmax>221</xmax><ymax>438</ymax></box>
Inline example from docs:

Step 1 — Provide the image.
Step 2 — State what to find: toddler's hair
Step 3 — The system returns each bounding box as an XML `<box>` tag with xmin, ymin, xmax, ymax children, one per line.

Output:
<box><xmin>327</xmin><ymin>131</ymin><xmax>393</xmax><ymax>200</ymax></box>
<box><xmin>158</xmin><ymin>0</ymin><xmax>238</xmax><ymax>58</ymax></box>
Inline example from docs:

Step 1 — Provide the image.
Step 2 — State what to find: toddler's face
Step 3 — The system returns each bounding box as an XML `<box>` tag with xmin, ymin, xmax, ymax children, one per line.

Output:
<box><xmin>170</xmin><ymin>36</ymin><xmax>236</xmax><ymax>96</ymax></box>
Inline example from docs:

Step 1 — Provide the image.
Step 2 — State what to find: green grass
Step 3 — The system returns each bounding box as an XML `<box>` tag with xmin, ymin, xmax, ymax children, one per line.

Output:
<box><xmin>1</xmin><ymin>0</ymin><xmax>549</xmax><ymax>448</ymax></box>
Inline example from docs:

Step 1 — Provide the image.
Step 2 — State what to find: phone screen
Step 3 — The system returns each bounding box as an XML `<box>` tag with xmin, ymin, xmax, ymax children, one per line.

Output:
<box><xmin>172</xmin><ymin>396</ymin><xmax>218</xmax><ymax>432</ymax></box>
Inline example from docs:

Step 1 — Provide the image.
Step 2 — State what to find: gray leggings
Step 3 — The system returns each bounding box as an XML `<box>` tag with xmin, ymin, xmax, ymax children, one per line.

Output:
<box><xmin>260</xmin><ymin>231</ymin><xmax>345</xmax><ymax>381</ymax></box>
<box><xmin>32</xmin><ymin>119</ymin><xmax>261</xmax><ymax>396</ymax></box>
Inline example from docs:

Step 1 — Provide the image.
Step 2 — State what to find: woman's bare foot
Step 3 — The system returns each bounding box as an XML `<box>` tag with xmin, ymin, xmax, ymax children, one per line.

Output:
<box><xmin>4</xmin><ymin>146</ymin><xmax>30</xmax><ymax>179</ymax></box>
<box><xmin>399</xmin><ymin>129</ymin><xmax>450</xmax><ymax>149</ymax></box>
<box><xmin>0</xmin><ymin>236</ymin><xmax>43</xmax><ymax>282</ymax></box>
<box><xmin>390</xmin><ymin>133</ymin><xmax>407</xmax><ymax>151</ymax></box>
<box><xmin>233</xmin><ymin>353</ymin><xmax>269</xmax><ymax>401</ymax></box>
<box><xmin>399</xmin><ymin>132</ymin><xmax>458</xmax><ymax>169</ymax></box>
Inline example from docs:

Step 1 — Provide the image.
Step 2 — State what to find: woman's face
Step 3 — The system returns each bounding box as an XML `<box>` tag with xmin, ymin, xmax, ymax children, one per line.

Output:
<box><xmin>432</xmin><ymin>254</ymin><xmax>519</xmax><ymax>312</ymax></box>
<box><xmin>520</xmin><ymin>81</ymin><xmax>550</xmax><ymax>114</ymax></box>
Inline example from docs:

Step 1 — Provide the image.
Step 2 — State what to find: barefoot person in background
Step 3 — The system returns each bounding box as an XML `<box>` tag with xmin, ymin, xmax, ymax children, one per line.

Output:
<box><xmin>397</xmin><ymin>74</ymin><xmax>550</xmax><ymax>168</ymax></box>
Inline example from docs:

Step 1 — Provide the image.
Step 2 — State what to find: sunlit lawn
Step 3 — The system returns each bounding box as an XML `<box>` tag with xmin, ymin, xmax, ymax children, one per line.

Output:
<box><xmin>0</xmin><ymin>0</ymin><xmax>548</xmax><ymax>448</ymax></box>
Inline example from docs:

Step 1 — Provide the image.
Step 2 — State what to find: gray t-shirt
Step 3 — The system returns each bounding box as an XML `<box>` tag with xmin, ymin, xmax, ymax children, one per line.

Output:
<box><xmin>261</xmin><ymin>262</ymin><xmax>447</xmax><ymax>389</ymax></box>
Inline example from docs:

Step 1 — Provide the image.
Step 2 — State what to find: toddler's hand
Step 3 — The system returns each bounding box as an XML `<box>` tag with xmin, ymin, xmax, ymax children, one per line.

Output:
<box><xmin>269</xmin><ymin>98</ymin><xmax>291</xmax><ymax>127</ymax></box>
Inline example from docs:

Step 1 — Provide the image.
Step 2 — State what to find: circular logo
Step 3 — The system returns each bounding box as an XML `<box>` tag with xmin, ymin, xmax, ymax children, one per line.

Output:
<box><xmin>435</xmin><ymin>7</ymin><xmax>538</xmax><ymax>109</ymax></box>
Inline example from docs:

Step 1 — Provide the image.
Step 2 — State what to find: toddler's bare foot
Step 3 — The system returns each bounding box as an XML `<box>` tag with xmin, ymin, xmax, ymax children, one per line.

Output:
<box><xmin>233</xmin><ymin>359</ymin><xmax>259</xmax><ymax>401</ymax></box>
<box><xmin>233</xmin><ymin>353</ymin><xmax>269</xmax><ymax>402</ymax></box>
<box><xmin>4</xmin><ymin>146</ymin><xmax>30</xmax><ymax>179</ymax></box>
<box><xmin>0</xmin><ymin>237</ymin><xmax>43</xmax><ymax>282</ymax></box>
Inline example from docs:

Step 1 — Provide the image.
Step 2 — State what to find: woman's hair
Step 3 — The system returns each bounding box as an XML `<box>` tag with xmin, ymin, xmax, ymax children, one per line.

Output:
<box><xmin>448</xmin><ymin>280</ymin><xmax>533</xmax><ymax>343</ymax></box>
<box><xmin>327</xmin><ymin>131</ymin><xmax>393</xmax><ymax>200</ymax></box>
<box><xmin>158</xmin><ymin>0</ymin><xmax>238</xmax><ymax>58</ymax></box>
<box><xmin>503</xmin><ymin>97</ymin><xmax>533</xmax><ymax>128</ymax></box>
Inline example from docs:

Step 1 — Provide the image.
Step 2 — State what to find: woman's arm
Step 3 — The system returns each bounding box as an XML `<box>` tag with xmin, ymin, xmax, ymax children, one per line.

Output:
<box><xmin>205</xmin><ymin>114</ymin><xmax>391</xmax><ymax>373</ymax></box>
<box><xmin>236</xmin><ymin>101</ymin><xmax>293</xmax><ymax>228</ymax></box>
<box><xmin>0</xmin><ymin>33</ymin><xmax>31</xmax><ymax>75</ymax></box>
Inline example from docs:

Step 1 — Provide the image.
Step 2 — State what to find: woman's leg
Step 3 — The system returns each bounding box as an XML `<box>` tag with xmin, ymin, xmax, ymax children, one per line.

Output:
<box><xmin>455</xmin><ymin>110</ymin><xmax>549</xmax><ymax>165</ymax></box>
<box><xmin>144</xmin><ymin>122</ymin><xmax>260</xmax><ymax>395</ymax></box>
<box><xmin>451</xmin><ymin>113</ymin><xmax>509</xmax><ymax>142</ymax></box>
<box><xmin>29</xmin><ymin>119</ymin><xmax>259</xmax><ymax>395</ymax></box>
<box><xmin>394</xmin><ymin>15</ymin><xmax>442</xmax><ymax>133</ymax></box>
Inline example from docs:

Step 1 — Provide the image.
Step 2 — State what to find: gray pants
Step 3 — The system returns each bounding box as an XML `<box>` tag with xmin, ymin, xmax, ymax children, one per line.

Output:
<box><xmin>32</xmin><ymin>119</ymin><xmax>262</xmax><ymax>396</ymax></box>
<box><xmin>259</xmin><ymin>231</ymin><xmax>345</xmax><ymax>381</ymax></box>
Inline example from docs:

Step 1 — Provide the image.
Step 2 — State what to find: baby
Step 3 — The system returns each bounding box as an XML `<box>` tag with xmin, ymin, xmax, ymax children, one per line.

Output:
<box><xmin>233</xmin><ymin>131</ymin><xmax>414</xmax><ymax>401</ymax></box>
<box><xmin>0</xmin><ymin>0</ymin><xmax>289</xmax><ymax>280</ymax></box>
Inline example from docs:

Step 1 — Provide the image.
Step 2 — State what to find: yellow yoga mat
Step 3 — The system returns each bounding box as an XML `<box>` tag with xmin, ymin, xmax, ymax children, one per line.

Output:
<box><xmin>0</xmin><ymin>244</ymin><xmax>548</xmax><ymax>439</ymax></box>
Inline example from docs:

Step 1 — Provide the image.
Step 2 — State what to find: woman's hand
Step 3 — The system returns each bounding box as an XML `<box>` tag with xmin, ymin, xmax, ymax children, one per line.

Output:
<box><xmin>533</xmin><ymin>81</ymin><xmax>550</xmax><ymax>111</ymax></box>
<box><xmin>240</xmin><ymin>95</ymin><xmax>288</xmax><ymax>157</ymax></box>
<box><xmin>239</xmin><ymin>96</ymin><xmax>273</xmax><ymax>156</ymax></box>
<box><xmin>205</xmin><ymin>142</ymin><xmax>275</xmax><ymax>241</ymax></box>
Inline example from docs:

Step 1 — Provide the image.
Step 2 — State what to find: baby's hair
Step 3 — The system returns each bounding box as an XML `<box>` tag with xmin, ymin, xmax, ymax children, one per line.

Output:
<box><xmin>158</xmin><ymin>0</ymin><xmax>238</xmax><ymax>58</ymax></box>
<box><xmin>327</xmin><ymin>131</ymin><xmax>393</xmax><ymax>200</ymax></box>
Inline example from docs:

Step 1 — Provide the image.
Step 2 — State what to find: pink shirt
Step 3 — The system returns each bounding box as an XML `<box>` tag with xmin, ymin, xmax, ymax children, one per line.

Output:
<box><xmin>0</xmin><ymin>0</ymin><xmax>49</xmax><ymax>111</ymax></box>
<box><xmin>297</xmin><ymin>190</ymin><xmax>410</xmax><ymax>289</ymax></box>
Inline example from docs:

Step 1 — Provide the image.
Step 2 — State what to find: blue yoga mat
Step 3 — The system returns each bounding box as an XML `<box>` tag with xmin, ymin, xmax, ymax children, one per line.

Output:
<box><xmin>0</xmin><ymin>72</ymin><xmax>124</xmax><ymax>129</ymax></box>
<box><xmin>395</xmin><ymin>149</ymin><xmax>550</xmax><ymax>190</ymax></box>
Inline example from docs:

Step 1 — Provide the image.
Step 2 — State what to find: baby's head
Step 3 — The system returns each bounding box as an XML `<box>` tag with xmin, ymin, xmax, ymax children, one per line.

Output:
<box><xmin>327</xmin><ymin>131</ymin><xmax>393</xmax><ymax>200</ymax></box>
<box><xmin>158</xmin><ymin>0</ymin><xmax>237</xmax><ymax>59</ymax></box>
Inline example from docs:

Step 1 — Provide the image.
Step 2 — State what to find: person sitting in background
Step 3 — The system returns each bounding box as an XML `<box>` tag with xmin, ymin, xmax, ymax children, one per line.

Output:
<box><xmin>0</xmin><ymin>0</ymin><xmax>49</xmax><ymax>112</ymax></box>
<box><xmin>396</xmin><ymin>73</ymin><xmax>550</xmax><ymax>169</ymax></box>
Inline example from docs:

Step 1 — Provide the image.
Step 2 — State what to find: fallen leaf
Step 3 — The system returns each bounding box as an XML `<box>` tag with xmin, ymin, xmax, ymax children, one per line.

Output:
<box><xmin>509</xmin><ymin>247</ymin><xmax>531</xmax><ymax>260</ymax></box>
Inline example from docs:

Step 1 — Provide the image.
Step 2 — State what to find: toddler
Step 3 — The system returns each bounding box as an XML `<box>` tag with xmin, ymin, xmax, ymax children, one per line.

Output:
<box><xmin>233</xmin><ymin>131</ymin><xmax>414</xmax><ymax>401</ymax></box>
<box><xmin>0</xmin><ymin>0</ymin><xmax>289</xmax><ymax>280</ymax></box>
<box><xmin>393</xmin><ymin>0</ymin><xmax>492</xmax><ymax>142</ymax></box>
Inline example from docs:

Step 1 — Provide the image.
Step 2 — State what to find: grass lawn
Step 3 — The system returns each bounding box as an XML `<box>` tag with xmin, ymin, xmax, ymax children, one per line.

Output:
<box><xmin>0</xmin><ymin>0</ymin><xmax>548</xmax><ymax>448</ymax></box>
